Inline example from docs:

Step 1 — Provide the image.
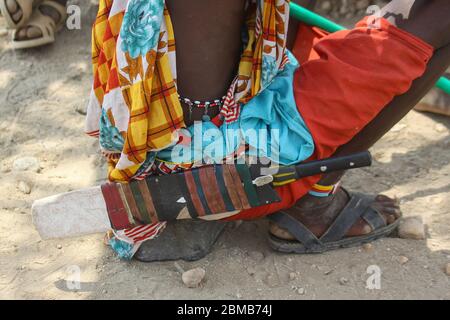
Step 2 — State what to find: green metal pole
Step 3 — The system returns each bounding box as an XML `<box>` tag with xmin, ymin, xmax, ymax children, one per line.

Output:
<box><xmin>436</xmin><ymin>76</ymin><xmax>450</xmax><ymax>94</ymax></box>
<box><xmin>289</xmin><ymin>2</ymin><xmax>450</xmax><ymax>96</ymax></box>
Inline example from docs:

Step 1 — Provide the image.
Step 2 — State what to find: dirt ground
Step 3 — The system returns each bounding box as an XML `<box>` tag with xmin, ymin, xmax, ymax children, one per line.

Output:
<box><xmin>0</xmin><ymin>1</ymin><xmax>449</xmax><ymax>300</ymax></box>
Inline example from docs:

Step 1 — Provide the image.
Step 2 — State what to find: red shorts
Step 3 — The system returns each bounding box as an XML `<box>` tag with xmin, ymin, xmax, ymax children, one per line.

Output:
<box><xmin>227</xmin><ymin>17</ymin><xmax>434</xmax><ymax>221</ymax></box>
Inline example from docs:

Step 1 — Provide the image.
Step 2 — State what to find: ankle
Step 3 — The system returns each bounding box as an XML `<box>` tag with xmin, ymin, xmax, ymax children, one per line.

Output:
<box><xmin>295</xmin><ymin>192</ymin><xmax>336</xmax><ymax>210</ymax></box>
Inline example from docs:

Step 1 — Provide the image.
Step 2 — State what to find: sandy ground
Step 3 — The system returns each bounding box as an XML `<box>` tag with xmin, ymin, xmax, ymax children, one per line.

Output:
<box><xmin>0</xmin><ymin>1</ymin><xmax>449</xmax><ymax>300</ymax></box>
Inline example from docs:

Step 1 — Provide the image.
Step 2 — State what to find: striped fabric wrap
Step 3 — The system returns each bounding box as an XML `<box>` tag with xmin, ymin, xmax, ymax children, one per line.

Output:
<box><xmin>100</xmin><ymin>164</ymin><xmax>281</xmax><ymax>230</ymax></box>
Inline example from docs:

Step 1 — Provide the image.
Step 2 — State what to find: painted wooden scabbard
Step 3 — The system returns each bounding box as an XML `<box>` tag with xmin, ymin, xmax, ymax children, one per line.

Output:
<box><xmin>100</xmin><ymin>164</ymin><xmax>281</xmax><ymax>230</ymax></box>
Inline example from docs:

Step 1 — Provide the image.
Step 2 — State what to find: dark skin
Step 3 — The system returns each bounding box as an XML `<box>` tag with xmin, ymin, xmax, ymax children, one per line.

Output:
<box><xmin>167</xmin><ymin>0</ymin><xmax>314</xmax><ymax>127</ymax></box>
<box><xmin>272</xmin><ymin>0</ymin><xmax>450</xmax><ymax>240</ymax></box>
<box><xmin>166</xmin><ymin>0</ymin><xmax>450</xmax><ymax>240</ymax></box>
<box><xmin>166</xmin><ymin>0</ymin><xmax>248</xmax><ymax>126</ymax></box>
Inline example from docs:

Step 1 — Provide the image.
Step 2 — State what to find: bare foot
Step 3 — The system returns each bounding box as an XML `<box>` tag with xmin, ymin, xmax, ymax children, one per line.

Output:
<box><xmin>270</xmin><ymin>187</ymin><xmax>402</xmax><ymax>241</ymax></box>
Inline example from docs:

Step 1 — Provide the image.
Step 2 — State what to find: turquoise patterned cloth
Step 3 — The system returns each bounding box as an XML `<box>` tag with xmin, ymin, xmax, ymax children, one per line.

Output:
<box><xmin>120</xmin><ymin>0</ymin><xmax>165</xmax><ymax>59</ymax></box>
<box><xmin>156</xmin><ymin>51</ymin><xmax>314</xmax><ymax>166</ymax></box>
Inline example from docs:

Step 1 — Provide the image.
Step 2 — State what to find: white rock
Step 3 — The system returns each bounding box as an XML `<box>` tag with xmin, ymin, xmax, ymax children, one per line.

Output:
<box><xmin>398</xmin><ymin>217</ymin><xmax>426</xmax><ymax>240</ymax></box>
<box><xmin>182</xmin><ymin>268</ymin><xmax>206</xmax><ymax>288</ymax></box>
<box><xmin>297</xmin><ymin>287</ymin><xmax>305</xmax><ymax>295</ymax></box>
<box><xmin>391</xmin><ymin>123</ymin><xmax>407</xmax><ymax>132</ymax></box>
<box><xmin>320</xmin><ymin>1</ymin><xmax>331</xmax><ymax>11</ymax></box>
<box><xmin>18</xmin><ymin>181</ymin><xmax>31</xmax><ymax>194</ymax></box>
<box><xmin>339</xmin><ymin>277</ymin><xmax>349</xmax><ymax>285</ymax></box>
<box><xmin>434</xmin><ymin>123</ymin><xmax>447</xmax><ymax>133</ymax></box>
<box><xmin>13</xmin><ymin>157</ymin><xmax>40</xmax><ymax>173</ymax></box>
<box><xmin>398</xmin><ymin>256</ymin><xmax>409</xmax><ymax>265</ymax></box>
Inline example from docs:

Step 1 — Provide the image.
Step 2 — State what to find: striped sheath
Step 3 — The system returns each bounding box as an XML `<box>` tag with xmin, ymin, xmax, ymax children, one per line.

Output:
<box><xmin>100</xmin><ymin>164</ymin><xmax>279</xmax><ymax>230</ymax></box>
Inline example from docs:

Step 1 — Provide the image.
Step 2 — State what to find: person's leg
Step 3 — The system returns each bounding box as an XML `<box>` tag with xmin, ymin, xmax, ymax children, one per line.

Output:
<box><xmin>287</xmin><ymin>0</ymin><xmax>317</xmax><ymax>50</ymax></box>
<box><xmin>136</xmin><ymin>0</ymin><xmax>249</xmax><ymax>262</ymax></box>
<box><xmin>271</xmin><ymin>0</ymin><xmax>450</xmax><ymax>241</ymax></box>
<box><xmin>327</xmin><ymin>0</ymin><xmax>450</xmax><ymax>164</ymax></box>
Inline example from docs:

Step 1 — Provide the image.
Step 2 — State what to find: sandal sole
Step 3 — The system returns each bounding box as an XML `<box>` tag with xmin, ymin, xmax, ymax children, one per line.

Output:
<box><xmin>268</xmin><ymin>219</ymin><xmax>400</xmax><ymax>254</ymax></box>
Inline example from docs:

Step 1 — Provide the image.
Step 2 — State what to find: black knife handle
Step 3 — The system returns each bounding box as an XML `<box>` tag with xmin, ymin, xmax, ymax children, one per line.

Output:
<box><xmin>274</xmin><ymin>151</ymin><xmax>372</xmax><ymax>179</ymax></box>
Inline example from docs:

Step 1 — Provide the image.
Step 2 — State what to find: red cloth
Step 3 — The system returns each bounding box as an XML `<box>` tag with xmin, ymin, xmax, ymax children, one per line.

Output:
<box><xmin>226</xmin><ymin>17</ymin><xmax>434</xmax><ymax>221</ymax></box>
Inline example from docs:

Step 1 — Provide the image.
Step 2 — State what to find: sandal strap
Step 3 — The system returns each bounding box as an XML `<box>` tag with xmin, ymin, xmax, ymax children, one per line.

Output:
<box><xmin>0</xmin><ymin>0</ymin><xmax>40</xmax><ymax>29</ymax></box>
<box><xmin>268</xmin><ymin>211</ymin><xmax>324</xmax><ymax>252</ymax></box>
<box><xmin>38</xmin><ymin>0</ymin><xmax>67</xmax><ymax>30</ymax></box>
<box><xmin>269</xmin><ymin>189</ymin><xmax>390</xmax><ymax>249</ymax></box>
<box><xmin>319</xmin><ymin>195</ymin><xmax>367</xmax><ymax>243</ymax></box>
<box><xmin>361</xmin><ymin>206</ymin><xmax>386</xmax><ymax>230</ymax></box>
<box><xmin>13</xmin><ymin>12</ymin><xmax>56</xmax><ymax>40</ymax></box>
<box><xmin>350</xmin><ymin>190</ymin><xmax>387</xmax><ymax>230</ymax></box>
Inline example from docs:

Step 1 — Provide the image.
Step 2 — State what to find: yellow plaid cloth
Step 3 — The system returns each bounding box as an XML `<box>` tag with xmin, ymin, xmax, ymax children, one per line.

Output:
<box><xmin>86</xmin><ymin>0</ymin><xmax>291</xmax><ymax>182</ymax></box>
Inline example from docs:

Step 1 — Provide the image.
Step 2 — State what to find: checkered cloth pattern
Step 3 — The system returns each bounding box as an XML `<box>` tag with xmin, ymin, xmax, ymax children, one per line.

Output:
<box><xmin>86</xmin><ymin>0</ymin><xmax>291</xmax><ymax>183</ymax></box>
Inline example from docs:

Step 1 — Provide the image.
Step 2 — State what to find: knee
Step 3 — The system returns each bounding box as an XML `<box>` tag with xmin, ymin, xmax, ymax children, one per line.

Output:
<box><xmin>382</xmin><ymin>0</ymin><xmax>450</xmax><ymax>48</ymax></box>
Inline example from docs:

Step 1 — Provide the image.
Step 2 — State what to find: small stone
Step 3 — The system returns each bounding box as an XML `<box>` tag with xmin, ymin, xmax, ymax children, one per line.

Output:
<box><xmin>391</xmin><ymin>123</ymin><xmax>407</xmax><ymax>132</ymax></box>
<box><xmin>434</xmin><ymin>123</ymin><xmax>447</xmax><ymax>133</ymax></box>
<box><xmin>57</xmin><ymin>244</ymin><xmax>62</xmax><ymax>250</ymax></box>
<box><xmin>339</xmin><ymin>277</ymin><xmax>349</xmax><ymax>285</ymax></box>
<box><xmin>430</xmin><ymin>196</ymin><xmax>443</xmax><ymax>204</ymax></box>
<box><xmin>182</xmin><ymin>267</ymin><xmax>206</xmax><ymax>288</ymax></box>
<box><xmin>398</xmin><ymin>217</ymin><xmax>426</xmax><ymax>240</ymax></box>
<box><xmin>247</xmin><ymin>266</ymin><xmax>256</xmax><ymax>276</ymax></box>
<box><xmin>248</xmin><ymin>251</ymin><xmax>264</xmax><ymax>262</ymax></box>
<box><xmin>398</xmin><ymin>256</ymin><xmax>409</xmax><ymax>265</ymax></box>
<box><xmin>236</xmin><ymin>293</ymin><xmax>242</xmax><ymax>299</ymax></box>
<box><xmin>356</xmin><ymin>0</ymin><xmax>370</xmax><ymax>10</ymax></box>
<box><xmin>445</xmin><ymin>263</ymin><xmax>450</xmax><ymax>276</ymax></box>
<box><xmin>289</xmin><ymin>272</ymin><xmax>296</xmax><ymax>280</ymax></box>
<box><xmin>323</xmin><ymin>268</ymin><xmax>334</xmax><ymax>275</ymax></box>
<box><xmin>265</xmin><ymin>274</ymin><xmax>278</xmax><ymax>287</ymax></box>
<box><xmin>297</xmin><ymin>287</ymin><xmax>305</xmax><ymax>295</ymax></box>
<box><xmin>102</xmin><ymin>289</ymin><xmax>107</xmax><ymax>294</ymax></box>
<box><xmin>320</xmin><ymin>1</ymin><xmax>331</xmax><ymax>11</ymax></box>
<box><xmin>17</xmin><ymin>181</ymin><xmax>31</xmax><ymax>194</ymax></box>
<box><xmin>13</xmin><ymin>157</ymin><xmax>40</xmax><ymax>173</ymax></box>
<box><xmin>362</xmin><ymin>243</ymin><xmax>373</xmax><ymax>252</ymax></box>
<box><xmin>75</xmin><ymin>104</ymin><xmax>87</xmax><ymax>115</ymax></box>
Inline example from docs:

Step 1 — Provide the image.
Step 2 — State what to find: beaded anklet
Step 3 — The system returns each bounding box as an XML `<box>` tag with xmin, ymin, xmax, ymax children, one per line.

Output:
<box><xmin>309</xmin><ymin>183</ymin><xmax>339</xmax><ymax>197</ymax></box>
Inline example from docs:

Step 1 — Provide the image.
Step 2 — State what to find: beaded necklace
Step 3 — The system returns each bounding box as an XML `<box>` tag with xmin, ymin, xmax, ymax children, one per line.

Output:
<box><xmin>178</xmin><ymin>94</ymin><xmax>227</xmax><ymax>121</ymax></box>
